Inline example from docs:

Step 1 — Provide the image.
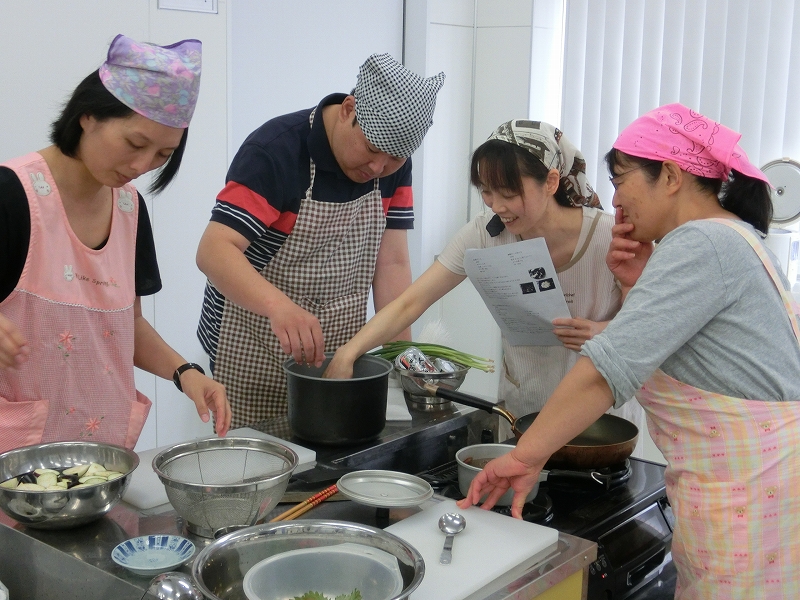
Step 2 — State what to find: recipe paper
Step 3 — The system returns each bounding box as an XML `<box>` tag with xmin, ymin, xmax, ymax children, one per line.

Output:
<box><xmin>464</xmin><ymin>238</ymin><xmax>570</xmax><ymax>346</ymax></box>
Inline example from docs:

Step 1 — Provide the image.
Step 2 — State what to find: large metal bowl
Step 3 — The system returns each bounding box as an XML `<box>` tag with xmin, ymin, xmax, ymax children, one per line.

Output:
<box><xmin>395</xmin><ymin>362</ymin><xmax>469</xmax><ymax>409</ymax></box>
<box><xmin>0</xmin><ymin>441</ymin><xmax>138</xmax><ymax>529</ymax></box>
<box><xmin>153</xmin><ymin>437</ymin><xmax>298</xmax><ymax>538</ymax></box>
<box><xmin>192</xmin><ymin>520</ymin><xmax>425</xmax><ymax>600</ymax></box>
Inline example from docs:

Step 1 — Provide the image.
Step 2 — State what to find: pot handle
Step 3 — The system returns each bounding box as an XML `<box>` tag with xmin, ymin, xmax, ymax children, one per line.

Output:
<box><xmin>423</xmin><ymin>383</ymin><xmax>517</xmax><ymax>426</ymax></box>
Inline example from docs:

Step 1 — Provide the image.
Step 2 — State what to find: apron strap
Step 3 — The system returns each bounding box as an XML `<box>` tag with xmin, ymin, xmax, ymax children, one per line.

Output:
<box><xmin>707</xmin><ymin>218</ymin><xmax>800</xmax><ymax>343</ymax></box>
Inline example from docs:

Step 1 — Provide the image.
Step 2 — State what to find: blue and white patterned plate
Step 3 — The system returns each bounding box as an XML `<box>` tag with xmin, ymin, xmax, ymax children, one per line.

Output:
<box><xmin>112</xmin><ymin>534</ymin><xmax>196</xmax><ymax>577</ymax></box>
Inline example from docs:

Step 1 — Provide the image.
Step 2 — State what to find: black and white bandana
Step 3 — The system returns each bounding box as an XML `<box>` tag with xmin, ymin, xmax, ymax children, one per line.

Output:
<box><xmin>354</xmin><ymin>54</ymin><xmax>445</xmax><ymax>158</ymax></box>
<box><xmin>488</xmin><ymin>120</ymin><xmax>600</xmax><ymax>208</ymax></box>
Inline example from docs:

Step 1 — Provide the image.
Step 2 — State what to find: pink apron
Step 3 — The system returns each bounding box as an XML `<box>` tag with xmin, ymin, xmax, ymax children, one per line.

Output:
<box><xmin>0</xmin><ymin>153</ymin><xmax>150</xmax><ymax>452</ymax></box>
<box><xmin>214</xmin><ymin>110</ymin><xmax>386</xmax><ymax>429</ymax></box>
<box><xmin>636</xmin><ymin>219</ymin><xmax>800</xmax><ymax>599</ymax></box>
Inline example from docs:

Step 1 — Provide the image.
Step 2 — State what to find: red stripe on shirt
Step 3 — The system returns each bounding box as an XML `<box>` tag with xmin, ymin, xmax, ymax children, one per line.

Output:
<box><xmin>382</xmin><ymin>184</ymin><xmax>413</xmax><ymax>215</ymax></box>
<box><xmin>218</xmin><ymin>181</ymin><xmax>281</xmax><ymax>228</ymax></box>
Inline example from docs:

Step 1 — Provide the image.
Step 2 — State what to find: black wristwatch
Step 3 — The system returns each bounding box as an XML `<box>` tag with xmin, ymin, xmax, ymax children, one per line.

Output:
<box><xmin>173</xmin><ymin>362</ymin><xmax>205</xmax><ymax>392</ymax></box>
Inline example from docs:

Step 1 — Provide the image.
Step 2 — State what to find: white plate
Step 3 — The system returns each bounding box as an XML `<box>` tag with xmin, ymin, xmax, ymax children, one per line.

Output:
<box><xmin>337</xmin><ymin>470</ymin><xmax>433</xmax><ymax>507</ymax></box>
<box><xmin>111</xmin><ymin>534</ymin><xmax>195</xmax><ymax>577</ymax></box>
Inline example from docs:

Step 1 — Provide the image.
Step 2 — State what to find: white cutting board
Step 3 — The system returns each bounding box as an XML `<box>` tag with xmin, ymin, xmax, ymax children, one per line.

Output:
<box><xmin>123</xmin><ymin>428</ymin><xmax>316</xmax><ymax>510</ymax></box>
<box><xmin>386</xmin><ymin>499</ymin><xmax>559</xmax><ymax>600</ymax></box>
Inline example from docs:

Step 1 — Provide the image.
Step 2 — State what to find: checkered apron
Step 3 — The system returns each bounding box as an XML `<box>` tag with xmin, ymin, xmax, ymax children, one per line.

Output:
<box><xmin>636</xmin><ymin>219</ymin><xmax>800</xmax><ymax>599</ymax></box>
<box><xmin>214</xmin><ymin>113</ymin><xmax>386</xmax><ymax>429</ymax></box>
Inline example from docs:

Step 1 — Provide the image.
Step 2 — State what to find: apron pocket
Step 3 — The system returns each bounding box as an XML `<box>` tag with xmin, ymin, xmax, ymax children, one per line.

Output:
<box><xmin>0</xmin><ymin>396</ymin><xmax>49</xmax><ymax>453</ymax></box>
<box><xmin>673</xmin><ymin>478</ymin><xmax>751</xmax><ymax>574</ymax></box>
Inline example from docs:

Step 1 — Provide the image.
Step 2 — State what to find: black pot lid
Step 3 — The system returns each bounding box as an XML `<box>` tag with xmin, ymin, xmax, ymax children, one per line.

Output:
<box><xmin>763</xmin><ymin>158</ymin><xmax>800</xmax><ymax>225</ymax></box>
<box><xmin>337</xmin><ymin>470</ymin><xmax>433</xmax><ymax>508</ymax></box>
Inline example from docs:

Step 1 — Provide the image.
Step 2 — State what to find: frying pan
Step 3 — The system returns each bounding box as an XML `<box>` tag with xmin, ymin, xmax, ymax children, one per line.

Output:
<box><xmin>423</xmin><ymin>383</ymin><xmax>638</xmax><ymax>469</ymax></box>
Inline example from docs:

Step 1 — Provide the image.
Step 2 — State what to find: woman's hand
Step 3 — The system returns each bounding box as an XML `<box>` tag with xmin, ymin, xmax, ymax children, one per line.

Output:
<box><xmin>178</xmin><ymin>369</ymin><xmax>232</xmax><ymax>437</ymax></box>
<box><xmin>456</xmin><ymin>449</ymin><xmax>547</xmax><ymax>519</ymax></box>
<box><xmin>0</xmin><ymin>313</ymin><xmax>30</xmax><ymax>370</ymax></box>
<box><xmin>552</xmin><ymin>318</ymin><xmax>609</xmax><ymax>351</ymax></box>
<box><xmin>322</xmin><ymin>347</ymin><xmax>356</xmax><ymax>379</ymax></box>
<box><xmin>606</xmin><ymin>208</ymin><xmax>653</xmax><ymax>290</ymax></box>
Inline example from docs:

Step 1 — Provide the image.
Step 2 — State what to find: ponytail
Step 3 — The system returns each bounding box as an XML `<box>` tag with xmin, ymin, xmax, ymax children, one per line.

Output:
<box><xmin>720</xmin><ymin>170</ymin><xmax>773</xmax><ymax>236</ymax></box>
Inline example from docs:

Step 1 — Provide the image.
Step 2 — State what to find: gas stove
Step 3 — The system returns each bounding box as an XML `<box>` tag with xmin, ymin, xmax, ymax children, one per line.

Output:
<box><xmin>418</xmin><ymin>456</ymin><xmax>675</xmax><ymax>600</ymax></box>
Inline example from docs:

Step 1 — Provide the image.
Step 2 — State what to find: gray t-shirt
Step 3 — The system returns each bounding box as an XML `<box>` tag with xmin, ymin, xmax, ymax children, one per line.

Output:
<box><xmin>582</xmin><ymin>219</ymin><xmax>800</xmax><ymax>407</ymax></box>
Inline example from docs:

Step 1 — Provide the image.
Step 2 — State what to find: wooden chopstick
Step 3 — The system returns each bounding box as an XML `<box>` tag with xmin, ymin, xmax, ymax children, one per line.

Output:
<box><xmin>269</xmin><ymin>484</ymin><xmax>338</xmax><ymax>522</ymax></box>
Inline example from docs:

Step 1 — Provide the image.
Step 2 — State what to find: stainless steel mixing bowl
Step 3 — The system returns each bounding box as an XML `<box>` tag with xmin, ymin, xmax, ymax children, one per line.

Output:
<box><xmin>192</xmin><ymin>520</ymin><xmax>425</xmax><ymax>600</ymax></box>
<box><xmin>153</xmin><ymin>437</ymin><xmax>298</xmax><ymax>538</ymax></box>
<box><xmin>395</xmin><ymin>362</ymin><xmax>469</xmax><ymax>410</ymax></box>
<box><xmin>0</xmin><ymin>441</ymin><xmax>138</xmax><ymax>529</ymax></box>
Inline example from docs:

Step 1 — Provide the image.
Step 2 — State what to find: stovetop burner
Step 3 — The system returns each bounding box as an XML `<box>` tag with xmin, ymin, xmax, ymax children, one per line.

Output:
<box><xmin>545</xmin><ymin>459</ymin><xmax>633</xmax><ymax>493</ymax></box>
<box><xmin>489</xmin><ymin>491</ymin><xmax>554</xmax><ymax>524</ymax></box>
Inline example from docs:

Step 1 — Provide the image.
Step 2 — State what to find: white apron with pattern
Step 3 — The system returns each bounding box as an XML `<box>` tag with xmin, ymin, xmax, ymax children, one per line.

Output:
<box><xmin>0</xmin><ymin>153</ymin><xmax>150</xmax><ymax>453</ymax></box>
<box><xmin>636</xmin><ymin>219</ymin><xmax>800</xmax><ymax>599</ymax></box>
<box><xmin>214</xmin><ymin>113</ymin><xmax>386</xmax><ymax>428</ymax></box>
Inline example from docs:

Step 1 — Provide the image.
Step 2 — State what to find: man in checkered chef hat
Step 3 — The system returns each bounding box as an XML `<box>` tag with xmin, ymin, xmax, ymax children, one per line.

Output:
<box><xmin>196</xmin><ymin>54</ymin><xmax>445</xmax><ymax>429</ymax></box>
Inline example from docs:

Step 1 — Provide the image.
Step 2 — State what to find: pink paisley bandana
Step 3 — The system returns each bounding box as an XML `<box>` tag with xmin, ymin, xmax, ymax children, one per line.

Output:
<box><xmin>613</xmin><ymin>103</ymin><xmax>769</xmax><ymax>184</ymax></box>
<box><xmin>99</xmin><ymin>34</ymin><xmax>201</xmax><ymax>129</ymax></box>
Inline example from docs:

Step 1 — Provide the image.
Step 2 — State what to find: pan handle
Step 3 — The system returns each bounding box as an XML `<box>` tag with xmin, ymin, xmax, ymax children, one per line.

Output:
<box><xmin>423</xmin><ymin>383</ymin><xmax>517</xmax><ymax>425</ymax></box>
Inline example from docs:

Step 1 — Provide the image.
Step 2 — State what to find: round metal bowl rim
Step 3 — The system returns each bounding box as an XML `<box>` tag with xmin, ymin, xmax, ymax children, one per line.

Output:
<box><xmin>152</xmin><ymin>437</ymin><xmax>298</xmax><ymax>492</ymax></box>
<box><xmin>455</xmin><ymin>443</ymin><xmax>515</xmax><ymax>473</ymax></box>
<box><xmin>0</xmin><ymin>440</ymin><xmax>139</xmax><ymax>491</ymax></box>
<box><xmin>283</xmin><ymin>352</ymin><xmax>392</xmax><ymax>382</ymax></box>
<box><xmin>192</xmin><ymin>519</ymin><xmax>425</xmax><ymax>600</ymax></box>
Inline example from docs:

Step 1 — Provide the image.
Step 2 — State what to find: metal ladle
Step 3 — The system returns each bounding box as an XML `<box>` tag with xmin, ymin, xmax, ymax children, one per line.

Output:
<box><xmin>438</xmin><ymin>512</ymin><xmax>466</xmax><ymax>565</ymax></box>
<box><xmin>142</xmin><ymin>572</ymin><xmax>204</xmax><ymax>600</ymax></box>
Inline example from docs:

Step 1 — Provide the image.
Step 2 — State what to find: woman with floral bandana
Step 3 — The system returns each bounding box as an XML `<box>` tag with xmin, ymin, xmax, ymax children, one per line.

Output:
<box><xmin>0</xmin><ymin>34</ymin><xmax>230</xmax><ymax>453</ymax></box>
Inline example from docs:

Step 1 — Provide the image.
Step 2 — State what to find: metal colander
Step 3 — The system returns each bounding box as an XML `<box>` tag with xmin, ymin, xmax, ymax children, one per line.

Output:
<box><xmin>153</xmin><ymin>437</ymin><xmax>298</xmax><ymax>537</ymax></box>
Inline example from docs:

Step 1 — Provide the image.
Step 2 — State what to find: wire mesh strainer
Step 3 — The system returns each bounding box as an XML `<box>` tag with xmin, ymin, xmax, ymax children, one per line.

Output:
<box><xmin>153</xmin><ymin>437</ymin><xmax>298</xmax><ymax>537</ymax></box>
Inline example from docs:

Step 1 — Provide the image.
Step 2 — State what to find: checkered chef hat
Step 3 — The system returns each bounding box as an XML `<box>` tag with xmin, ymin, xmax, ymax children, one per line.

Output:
<box><xmin>354</xmin><ymin>54</ymin><xmax>445</xmax><ymax>158</ymax></box>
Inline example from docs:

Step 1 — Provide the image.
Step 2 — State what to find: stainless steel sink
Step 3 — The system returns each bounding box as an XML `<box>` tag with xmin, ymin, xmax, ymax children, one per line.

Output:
<box><xmin>0</xmin><ymin>523</ymin><xmax>146</xmax><ymax>600</ymax></box>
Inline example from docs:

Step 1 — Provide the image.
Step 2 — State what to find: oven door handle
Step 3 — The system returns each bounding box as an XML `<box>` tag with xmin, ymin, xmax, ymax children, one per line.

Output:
<box><xmin>627</xmin><ymin>547</ymin><xmax>666</xmax><ymax>588</ymax></box>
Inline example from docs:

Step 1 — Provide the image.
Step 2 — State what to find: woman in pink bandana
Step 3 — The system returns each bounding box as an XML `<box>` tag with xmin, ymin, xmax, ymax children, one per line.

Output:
<box><xmin>0</xmin><ymin>35</ymin><xmax>230</xmax><ymax>453</ymax></box>
<box><xmin>459</xmin><ymin>104</ymin><xmax>800</xmax><ymax>599</ymax></box>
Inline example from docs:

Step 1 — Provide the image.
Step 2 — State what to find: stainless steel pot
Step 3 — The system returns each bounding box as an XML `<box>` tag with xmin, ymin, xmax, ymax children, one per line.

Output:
<box><xmin>455</xmin><ymin>444</ymin><xmax>544</xmax><ymax>506</ymax></box>
<box><xmin>284</xmin><ymin>353</ymin><xmax>393</xmax><ymax>446</ymax></box>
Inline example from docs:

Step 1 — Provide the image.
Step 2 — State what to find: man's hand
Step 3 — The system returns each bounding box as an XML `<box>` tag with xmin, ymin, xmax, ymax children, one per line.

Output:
<box><xmin>269</xmin><ymin>297</ymin><xmax>325</xmax><ymax>367</ymax></box>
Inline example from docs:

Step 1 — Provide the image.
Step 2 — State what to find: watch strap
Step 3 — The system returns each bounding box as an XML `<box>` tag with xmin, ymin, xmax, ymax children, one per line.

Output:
<box><xmin>173</xmin><ymin>362</ymin><xmax>205</xmax><ymax>392</ymax></box>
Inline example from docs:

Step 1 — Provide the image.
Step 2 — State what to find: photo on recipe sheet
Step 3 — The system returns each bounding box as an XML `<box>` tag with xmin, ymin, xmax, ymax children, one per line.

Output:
<box><xmin>464</xmin><ymin>238</ymin><xmax>570</xmax><ymax>345</ymax></box>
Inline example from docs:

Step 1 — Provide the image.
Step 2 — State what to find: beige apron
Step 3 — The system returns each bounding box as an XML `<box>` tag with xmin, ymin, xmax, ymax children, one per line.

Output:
<box><xmin>214</xmin><ymin>111</ymin><xmax>386</xmax><ymax>429</ymax></box>
<box><xmin>636</xmin><ymin>219</ymin><xmax>800</xmax><ymax>599</ymax></box>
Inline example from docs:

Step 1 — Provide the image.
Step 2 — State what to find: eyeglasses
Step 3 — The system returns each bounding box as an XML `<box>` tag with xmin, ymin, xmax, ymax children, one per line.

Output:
<box><xmin>608</xmin><ymin>162</ymin><xmax>658</xmax><ymax>190</ymax></box>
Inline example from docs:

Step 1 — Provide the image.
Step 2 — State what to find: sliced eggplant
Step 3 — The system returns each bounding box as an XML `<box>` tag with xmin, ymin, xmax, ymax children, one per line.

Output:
<box><xmin>105</xmin><ymin>472</ymin><xmax>124</xmax><ymax>481</ymax></box>
<box><xmin>16</xmin><ymin>483</ymin><xmax>46</xmax><ymax>491</ymax></box>
<box><xmin>62</xmin><ymin>464</ymin><xmax>89</xmax><ymax>477</ymax></box>
<box><xmin>78</xmin><ymin>476</ymin><xmax>106</xmax><ymax>485</ymax></box>
<box><xmin>0</xmin><ymin>478</ymin><xmax>19</xmax><ymax>490</ymax></box>
<box><xmin>34</xmin><ymin>468</ymin><xmax>59</xmax><ymax>476</ymax></box>
<box><xmin>37</xmin><ymin>472</ymin><xmax>58</xmax><ymax>488</ymax></box>
<box><xmin>17</xmin><ymin>472</ymin><xmax>38</xmax><ymax>485</ymax></box>
<box><xmin>83</xmin><ymin>463</ymin><xmax>106</xmax><ymax>477</ymax></box>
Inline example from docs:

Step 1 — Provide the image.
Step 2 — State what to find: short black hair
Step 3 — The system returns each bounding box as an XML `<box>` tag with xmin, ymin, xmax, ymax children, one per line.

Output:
<box><xmin>470</xmin><ymin>140</ymin><xmax>571</xmax><ymax>207</ymax></box>
<box><xmin>50</xmin><ymin>70</ymin><xmax>188</xmax><ymax>195</ymax></box>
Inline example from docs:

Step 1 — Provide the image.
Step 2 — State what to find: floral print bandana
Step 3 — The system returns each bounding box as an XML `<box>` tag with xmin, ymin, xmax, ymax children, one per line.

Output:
<box><xmin>613</xmin><ymin>103</ymin><xmax>769</xmax><ymax>184</ymax></box>
<box><xmin>99</xmin><ymin>34</ymin><xmax>202</xmax><ymax>129</ymax></box>
<box><xmin>488</xmin><ymin>120</ymin><xmax>601</xmax><ymax>208</ymax></box>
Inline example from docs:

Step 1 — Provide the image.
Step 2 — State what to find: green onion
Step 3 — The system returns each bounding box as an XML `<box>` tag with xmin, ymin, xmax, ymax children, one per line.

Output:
<box><xmin>368</xmin><ymin>341</ymin><xmax>495</xmax><ymax>373</ymax></box>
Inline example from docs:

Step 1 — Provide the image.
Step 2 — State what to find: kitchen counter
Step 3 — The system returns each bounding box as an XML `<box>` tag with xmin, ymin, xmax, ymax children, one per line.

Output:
<box><xmin>0</xmin><ymin>403</ymin><xmax>596</xmax><ymax>599</ymax></box>
<box><xmin>0</xmin><ymin>497</ymin><xmax>596</xmax><ymax>600</ymax></box>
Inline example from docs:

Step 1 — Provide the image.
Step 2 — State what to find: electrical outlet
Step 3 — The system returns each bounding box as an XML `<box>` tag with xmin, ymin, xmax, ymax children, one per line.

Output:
<box><xmin>157</xmin><ymin>0</ymin><xmax>217</xmax><ymax>14</ymax></box>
